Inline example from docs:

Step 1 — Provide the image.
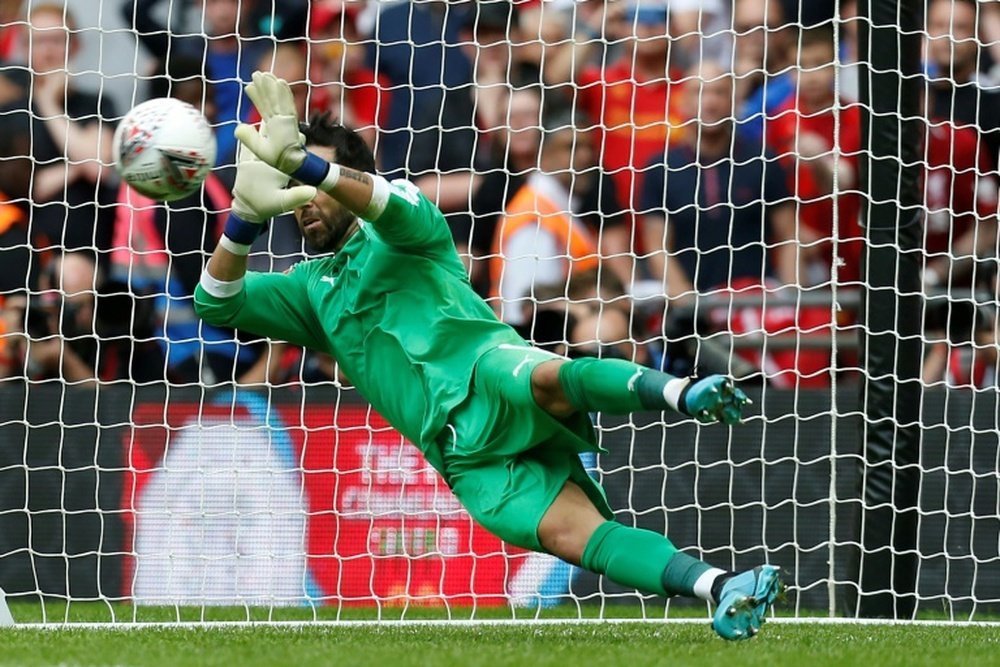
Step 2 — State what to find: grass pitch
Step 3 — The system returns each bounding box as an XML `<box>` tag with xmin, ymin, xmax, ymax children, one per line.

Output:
<box><xmin>3</xmin><ymin>606</ymin><xmax>998</xmax><ymax>667</ymax></box>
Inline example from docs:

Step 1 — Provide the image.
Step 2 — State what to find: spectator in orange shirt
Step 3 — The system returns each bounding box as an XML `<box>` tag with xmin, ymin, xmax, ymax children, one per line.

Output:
<box><xmin>766</xmin><ymin>25</ymin><xmax>864</xmax><ymax>286</ymax></box>
<box><xmin>490</xmin><ymin>111</ymin><xmax>602</xmax><ymax>327</ymax></box>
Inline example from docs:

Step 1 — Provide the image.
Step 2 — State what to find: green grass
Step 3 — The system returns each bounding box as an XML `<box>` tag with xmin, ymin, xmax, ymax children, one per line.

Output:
<box><xmin>4</xmin><ymin>622</ymin><xmax>1000</xmax><ymax>667</ymax></box>
<box><xmin>3</xmin><ymin>606</ymin><xmax>1000</xmax><ymax>667</ymax></box>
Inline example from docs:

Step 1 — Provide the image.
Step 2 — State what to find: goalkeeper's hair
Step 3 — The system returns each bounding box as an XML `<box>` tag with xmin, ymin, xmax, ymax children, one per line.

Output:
<box><xmin>300</xmin><ymin>113</ymin><xmax>376</xmax><ymax>174</ymax></box>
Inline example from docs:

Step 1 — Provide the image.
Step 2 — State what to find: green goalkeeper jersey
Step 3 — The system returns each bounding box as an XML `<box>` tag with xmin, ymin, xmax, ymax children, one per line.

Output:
<box><xmin>194</xmin><ymin>179</ymin><xmax>526</xmax><ymax>473</ymax></box>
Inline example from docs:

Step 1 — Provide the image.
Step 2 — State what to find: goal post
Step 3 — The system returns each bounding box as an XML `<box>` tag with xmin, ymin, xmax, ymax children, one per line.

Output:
<box><xmin>851</xmin><ymin>0</ymin><xmax>925</xmax><ymax>618</ymax></box>
<box><xmin>0</xmin><ymin>0</ymin><xmax>999</xmax><ymax>624</ymax></box>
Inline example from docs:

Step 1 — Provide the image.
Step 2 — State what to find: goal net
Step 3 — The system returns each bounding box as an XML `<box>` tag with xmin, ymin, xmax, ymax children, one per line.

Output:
<box><xmin>0</xmin><ymin>0</ymin><xmax>998</xmax><ymax>623</ymax></box>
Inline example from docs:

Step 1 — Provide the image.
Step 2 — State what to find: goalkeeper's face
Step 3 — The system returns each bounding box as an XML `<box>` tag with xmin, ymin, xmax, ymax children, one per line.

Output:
<box><xmin>293</xmin><ymin>145</ymin><xmax>358</xmax><ymax>253</ymax></box>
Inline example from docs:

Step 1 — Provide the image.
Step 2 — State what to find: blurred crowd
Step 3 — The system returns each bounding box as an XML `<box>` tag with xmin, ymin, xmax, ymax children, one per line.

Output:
<box><xmin>0</xmin><ymin>0</ymin><xmax>998</xmax><ymax>390</ymax></box>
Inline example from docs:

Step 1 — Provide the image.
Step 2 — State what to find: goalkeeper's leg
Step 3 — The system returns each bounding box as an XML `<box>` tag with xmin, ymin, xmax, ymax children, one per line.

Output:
<box><xmin>539</xmin><ymin>480</ymin><xmax>727</xmax><ymax>601</ymax></box>
<box><xmin>539</xmin><ymin>481</ymin><xmax>782</xmax><ymax>641</ymax></box>
<box><xmin>531</xmin><ymin>357</ymin><xmax>748</xmax><ymax>424</ymax></box>
<box><xmin>531</xmin><ymin>357</ymin><xmax>676</xmax><ymax>416</ymax></box>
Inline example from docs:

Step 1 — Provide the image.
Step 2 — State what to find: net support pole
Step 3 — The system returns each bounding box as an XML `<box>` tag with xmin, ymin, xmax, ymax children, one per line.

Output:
<box><xmin>851</xmin><ymin>0</ymin><xmax>924</xmax><ymax>618</ymax></box>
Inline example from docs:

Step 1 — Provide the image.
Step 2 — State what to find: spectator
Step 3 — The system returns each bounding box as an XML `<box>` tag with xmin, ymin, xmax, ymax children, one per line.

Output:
<box><xmin>732</xmin><ymin>0</ymin><xmax>796</xmax><ymax>143</ymax></box>
<box><xmin>405</xmin><ymin>1</ymin><xmax>518</xmax><ymax>223</ymax></box>
<box><xmin>920</xmin><ymin>121</ymin><xmax>999</xmax><ymax>292</ymax></box>
<box><xmin>641</xmin><ymin>64</ymin><xmax>842</xmax><ymax>387</ymax></box>
<box><xmin>489</xmin><ymin>110</ymin><xmax>603</xmax><ymax>327</ymax></box>
<box><xmin>365</xmin><ymin>0</ymin><xmax>474</xmax><ymax>180</ymax></box>
<box><xmin>494</xmin><ymin>0</ymin><xmax>580</xmax><ymax>84</ymax></box>
<box><xmin>307</xmin><ymin>2</ymin><xmax>388</xmax><ymax>150</ymax></box>
<box><xmin>111</xmin><ymin>55</ymin><xmax>263</xmax><ymax>384</ymax></box>
<box><xmin>923</xmin><ymin>0</ymin><xmax>1000</xmax><ymax>290</ymax></box>
<box><xmin>10</xmin><ymin>252</ymin><xmax>164</xmax><ymax>384</ymax></box>
<box><xmin>123</xmin><ymin>0</ymin><xmax>271</xmax><ymax>165</ymax></box>
<box><xmin>0</xmin><ymin>3</ymin><xmax>118</xmax><ymax>256</ymax></box>
<box><xmin>639</xmin><ymin>63</ymin><xmax>798</xmax><ymax>300</ymax></box>
<box><xmin>767</xmin><ymin>25</ymin><xmax>864</xmax><ymax>286</ymax></box>
<box><xmin>543</xmin><ymin>0</ymin><xmax>684</xmax><ymax>214</ymax></box>
<box><xmin>465</xmin><ymin>86</ymin><xmax>628</xmax><ymax>294</ymax></box>
<box><xmin>926</xmin><ymin>0</ymin><xmax>1000</xmax><ymax>164</ymax></box>
<box><xmin>537</xmin><ymin>0</ymin><xmax>630</xmax><ymax>80</ymax></box>
<box><xmin>669</xmin><ymin>0</ymin><xmax>732</xmax><ymax>66</ymax></box>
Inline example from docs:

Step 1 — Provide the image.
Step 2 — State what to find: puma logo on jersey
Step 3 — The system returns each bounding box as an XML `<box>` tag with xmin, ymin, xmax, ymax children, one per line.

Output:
<box><xmin>321</xmin><ymin>276</ymin><xmax>335</xmax><ymax>286</ymax></box>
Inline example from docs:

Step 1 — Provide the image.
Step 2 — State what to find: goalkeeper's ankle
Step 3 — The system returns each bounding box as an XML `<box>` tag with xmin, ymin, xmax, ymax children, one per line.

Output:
<box><xmin>690</xmin><ymin>566</ymin><xmax>730</xmax><ymax>602</ymax></box>
<box><xmin>710</xmin><ymin>571</ymin><xmax>737</xmax><ymax>605</ymax></box>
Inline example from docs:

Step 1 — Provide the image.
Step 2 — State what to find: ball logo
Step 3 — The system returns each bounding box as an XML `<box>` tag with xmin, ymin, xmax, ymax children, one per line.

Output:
<box><xmin>158</xmin><ymin>148</ymin><xmax>207</xmax><ymax>190</ymax></box>
<box><xmin>118</xmin><ymin>122</ymin><xmax>151</xmax><ymax>168</ymax></box>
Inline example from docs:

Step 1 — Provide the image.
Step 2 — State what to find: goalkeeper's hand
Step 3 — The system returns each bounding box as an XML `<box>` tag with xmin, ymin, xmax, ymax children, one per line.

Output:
<box><xmin>680</xmin><ymin>376</ymin><xmax>751</xmax><ymax>425</ymax></box>
<box><xmin>231</xmin><ymin>136</ymin><xmax>316</xmax><ymax>223</ymax></box>
<box><xmin>234</xmin><ymin>71</ymin><xmax>308</xmax><ymax>176</ymax></box>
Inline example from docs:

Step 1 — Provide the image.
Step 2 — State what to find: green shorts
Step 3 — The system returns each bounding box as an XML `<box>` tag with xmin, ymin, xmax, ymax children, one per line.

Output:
<box><xmin>438</xmin><ymin>344</ymin><xmax>613</xmax><ymax>552</ymax></box>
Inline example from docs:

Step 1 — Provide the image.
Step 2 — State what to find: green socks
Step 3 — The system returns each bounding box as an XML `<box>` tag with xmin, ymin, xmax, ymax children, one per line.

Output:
<box><xmin>581</xmin><ymin>521</ymin><xmax>718</xmax><ymax>599</ymax></box>
<box><xmin>557</xmin><ymin>357</ymin><xmax>687</xmax><ymax>415</ymax></box>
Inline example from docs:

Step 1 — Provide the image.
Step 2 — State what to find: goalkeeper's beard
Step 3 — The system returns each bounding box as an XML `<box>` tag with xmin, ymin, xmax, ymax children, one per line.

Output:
<box><xmin>300</xmin><ymin>209</ymin><xmax>359</xmax><ymax>254</ymax></box>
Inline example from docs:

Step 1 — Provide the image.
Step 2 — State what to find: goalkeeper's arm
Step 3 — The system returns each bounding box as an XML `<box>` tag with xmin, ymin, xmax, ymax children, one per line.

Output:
<box><xmin>194</xmin><ymin>140</ymin><xmax>324</xmax><ymax>350</ymax></box>
<box><xmin>199</xmin><ymin>142</ymin><xmax>314</xmax><ymax>298</ymax></box>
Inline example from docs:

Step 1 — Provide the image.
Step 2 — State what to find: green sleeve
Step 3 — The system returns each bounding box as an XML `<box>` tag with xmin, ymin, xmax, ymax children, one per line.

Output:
<box><xmin>368</xmin><ymin>178</ymin><xmax>454</xmax><ymax>251</ymax></box>
<box><xmin>193</xmin><ymin>266</ymin><xmax>327</xmax><ymax>351</ymax></box>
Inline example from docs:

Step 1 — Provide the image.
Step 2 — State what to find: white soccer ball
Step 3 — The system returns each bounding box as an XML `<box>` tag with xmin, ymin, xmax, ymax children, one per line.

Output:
<box><xmin>113</xmin><ymin>97</ymin><xmax>217</xmax><ymax>202</ymax></box>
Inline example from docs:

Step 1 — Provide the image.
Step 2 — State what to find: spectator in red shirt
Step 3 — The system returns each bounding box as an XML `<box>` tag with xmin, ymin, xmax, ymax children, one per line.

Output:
<box><xmin>921</xmin><ymin>122</ymin><xmax>999</xmax><ymax>290</ymax></box>
<box><xmin>543</xmin><ymin>1</ymin><xmax>685</xmax><ymax>213</ymax></box>
<box><xmin>766</xmin><ymin>25</ymin><xmax>863</xmax><ymax>286</ymax></box>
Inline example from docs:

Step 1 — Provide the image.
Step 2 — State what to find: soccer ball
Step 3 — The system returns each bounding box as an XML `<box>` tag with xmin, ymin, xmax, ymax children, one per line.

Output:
<box><xmin>113</xmin><ymin>97</ymin><xmax>216</xmax><ymax>201</ymax></box>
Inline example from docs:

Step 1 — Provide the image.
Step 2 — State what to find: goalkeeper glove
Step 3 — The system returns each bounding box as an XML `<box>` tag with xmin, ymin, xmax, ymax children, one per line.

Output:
<box><xmin>230</xmin><ymin>137</ymin><xmax>317</xmax><ymax>224</ymax></box>
<box><xmin>679</xmin><ymin>376</ymin><xmax>751</xmax><ymax>425</ymax></box>
<box><xmin>235</xmin><ymin>72</ymin><xmax>335</xmax><ymax>188</ymax></box>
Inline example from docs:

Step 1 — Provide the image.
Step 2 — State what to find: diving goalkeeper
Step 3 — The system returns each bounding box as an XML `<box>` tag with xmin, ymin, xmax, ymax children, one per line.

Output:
<box><xmin>194</xmin><ymin>72</ymin><xmax>782</xmax><ymax>640</ymax></box>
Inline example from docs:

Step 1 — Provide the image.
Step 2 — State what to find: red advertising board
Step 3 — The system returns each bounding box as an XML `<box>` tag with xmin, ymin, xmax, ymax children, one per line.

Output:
<box><xmin>121</xmin><ymin>394</ymin><xmax>531</xmax><ymax>606</ymax></box>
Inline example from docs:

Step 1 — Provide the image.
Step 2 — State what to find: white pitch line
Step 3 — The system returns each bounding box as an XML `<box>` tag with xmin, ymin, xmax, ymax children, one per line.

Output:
<box><xmin>7</xmin><ymin>617</ymin><xmax>1000</xmax><ymax>630</ymax></box>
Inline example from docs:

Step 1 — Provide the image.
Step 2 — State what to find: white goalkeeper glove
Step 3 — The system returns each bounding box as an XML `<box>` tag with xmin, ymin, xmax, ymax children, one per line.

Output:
<box><xmin>235</xmin><ymin>71</ymin><xmax>336</xmax><ymax>189</ymax></box>
<box><xmin>231</xmin><ymin>136</ymin><xmax>317</xmax><ymax>224</ymax></box>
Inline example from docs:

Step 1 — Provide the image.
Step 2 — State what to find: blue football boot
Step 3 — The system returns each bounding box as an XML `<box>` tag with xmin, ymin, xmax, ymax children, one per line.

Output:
<box><xmin>712</xmin><ymin>565</ymin><xmax>784</xmax><ymax>640</ymax></box>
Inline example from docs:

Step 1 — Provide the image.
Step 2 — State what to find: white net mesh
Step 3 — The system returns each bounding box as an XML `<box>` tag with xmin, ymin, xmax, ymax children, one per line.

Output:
<box><xmin>0</xmin><ymin>0</ymin><xmax>997</xmax><ymax>622</ymax></box>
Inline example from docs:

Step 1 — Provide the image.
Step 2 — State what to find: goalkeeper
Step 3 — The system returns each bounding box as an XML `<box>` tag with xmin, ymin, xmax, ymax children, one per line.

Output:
<box><xmin>194</xmin><ymin>72</ymin><xmax>782</xmax><ymax>640</ymax></box>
